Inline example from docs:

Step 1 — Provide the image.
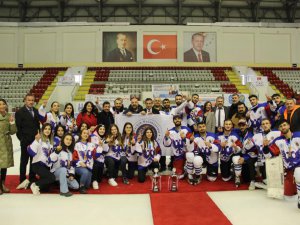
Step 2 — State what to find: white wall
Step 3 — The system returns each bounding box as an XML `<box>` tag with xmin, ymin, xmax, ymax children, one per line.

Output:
<box><xmin>0</xmin><ymin>23</ymin><xmax>299</xmax><ymax>65</ymax></box>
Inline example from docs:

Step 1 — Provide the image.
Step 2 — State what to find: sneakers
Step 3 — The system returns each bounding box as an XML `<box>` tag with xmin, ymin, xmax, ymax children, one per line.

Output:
<box><xmin>30</xmin><ymin>183</ymin><xmax>40</xmax><ymax>195</ymax></box>
<box><xmin>123</xmin><ymin>177</ymin><xmax>130</xmax><ymax>185</ymax></box>
<box><xmin>254</xmin><ymin>182</ymin><xmax>267</xmax><ymax>190</ymax></box>
<box><xmin>248</xmin><ymin>181</ymin><xmax>256</xmax><ymax>190</ymax></box>
<box><xmin>235</xmin><ymin>176</ymin><xmax>241</xmax><ymax>187</ymax></box>
<box><xmin>79</xmin><ymin>186</ymin><xmax>87</xmax><ymax>194</ymax></box>
<box><xmin>60</xmin><ymin>192</ymin><xmax>73</xmax><ymax>197</ymax></box>
<box><xmin>187</xmin><ymin>174</ymin><xmax>194</xmax><ymax>185</ymax></box>
<box><xmin>2</xmin><ymin>183</ymin><xmax>10</xmax><ymax>193</ymax></box>
<box><xmin>92</xmin><ymin>181</ymin><xmax>99</xmax><ymax>190</ymax></box>
<box><xmin>108</xmin><ymin>178</ymin><xmax>118</xmax><ymax>187</ymax></box>
<box><xmin>193</xmin><ymin>175</ymin><xmax>201</xmax><ymax>185</ymax></box>
<box><xmin>16</xmin><ymin>179</ymin><xmax>30</xmax><ymax>190</ymax></box>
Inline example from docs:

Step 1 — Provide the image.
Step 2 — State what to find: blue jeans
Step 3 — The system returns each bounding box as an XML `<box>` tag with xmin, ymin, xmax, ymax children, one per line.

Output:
<box><xmin>54</xmin><ymin>167</ymin><xmax>79</xmax><ymax>193</ymax></box>
<box><xmin>75</xmin><ymin>167</ymin><xmax>92</xmax><ymax>188</ymax></box>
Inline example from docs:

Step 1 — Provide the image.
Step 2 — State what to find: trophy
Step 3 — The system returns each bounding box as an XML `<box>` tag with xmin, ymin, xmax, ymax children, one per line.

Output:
<box><xmin>152</xmin><ymin>168</ymin><xmax>161</xmax><ymax>192</ymax></box>
<box><xmin>168</xmin><ymin>168</ymin><xmax>178</xmax><ymax>192</ymax></box>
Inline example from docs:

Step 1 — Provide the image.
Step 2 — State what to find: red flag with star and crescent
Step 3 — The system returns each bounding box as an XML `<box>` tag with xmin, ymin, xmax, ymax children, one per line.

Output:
<box><xmin>143</xmin><ymin>35</ymin><xmax>177</xmax><ymax>59</ymax></box>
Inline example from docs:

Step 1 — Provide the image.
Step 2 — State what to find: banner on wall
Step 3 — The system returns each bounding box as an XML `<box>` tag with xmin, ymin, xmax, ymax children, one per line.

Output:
<box><xmin>102</xmin><ymin>32</ymin><xmax>137</xmax><ymax>62</ymax></box>
<box><xmin>57</xmin><ymin>74</ymin><xmax>75</xmax><ymax>86</ymax></box>
<box><xmin>143</xmin><ymin>34</ymin><xmax>177</xmax><ymax>60</ymax></box>
<box><xmin>183</xmin><ymin>32</ymin><xmax>216</xmax><ymax>62</ymax></box>
<box><xmin>223</xmin><ymin>93</ymin><xmax>251</xmax><ymax>107</ymax></box>
<box><xmin>152</xmin><ymin>84</ymin><xmax>179</xmax><ymax>99</ymax></box>
<box><xmin>85</xmin><ymin>94</ymin><xmax>131</xmax><ymax>106</ymax></box>
<box><xmin>115</xmin><ymin>114</ymin><xmax>173</xmax><ymax>156</ymax></box>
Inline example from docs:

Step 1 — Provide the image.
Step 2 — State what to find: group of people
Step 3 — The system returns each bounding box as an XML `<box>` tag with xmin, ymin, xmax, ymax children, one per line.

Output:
<box><xmin>0</xmin><ymin>92</ymin><xmax>299</xmax><ymax>208</ymax></box>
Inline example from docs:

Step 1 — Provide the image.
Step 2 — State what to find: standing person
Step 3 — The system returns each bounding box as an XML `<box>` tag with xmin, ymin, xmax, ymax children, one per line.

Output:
<box><xmin>39</xmin><ymin>101</ymin><xmax>61</xmax><ymax>129</ymax></box>
<box><xmin>121</xmin><ymin>122</ymin><xmax>137</xmax><ymax>183</ymax></box>
<box><xmin>73</xmin><ymin>129</ymin><xmax>94</xmax><ymax>194</ymax></box>
<box><xmin>214</xmin><ymin>96</ymin><xmax>229</xmax><ymax>133</ymax></box>
<box><xmin>163</xmin><ymin>115</ymin><xmax>193</xmax><ymax>179</ymax></box>
<box><xmin>49</xmin><ymin>133</ymin><xmax>79</xmax><ymax>197</ymax></box>
<box><xmin>123</xmin><ymin>96</ymin><xmax>144</xmax><ymax>116</ymax></box>
<box><xmin>153</xmin><ymin>97</ymin><xmax>163</xmax><ymax>111</ymax></box>
<box><xmin>228</xmin><ymin>94</ymin><xmax>241</xmax><ymax>119</ymax></box>
<box><xmin>112</xmin><ymin>97</ymin><xmax>127</xmax><ymax>114</ymax></box>
<box><xmin>15</xmin><ymin>93</ymin><xmax>40</xmax><ymax>185</ymax></box>
<box><xmin>97</xmin><ymin>101</ymin><xmax>115</xmax><ymax>132</ymax></box>
<box><xmin>184</xmin><ymin>32</ymin><xmax>210</xmax><ymax>62</ymax></box>
<box><xmin>105</xmin><ymin>124</ymin><xmax>123</xmax><ymax>187</ymax></box>
<box><xmin>264</xmin><ymin>120</ymin><xmax>300</xmax><ymax>209</ymax></box>
<box><xmin>202</xmin><ymin>101</ymin><xmax>216</xmax><ymax>133</ymax></box>
<box><xmin>142</xmin><ymin>98</ymin><xmax>160</xmax><ymax>115</ymax></box>
<box><xmin>60</xmin><ymin>103</ymin><xmax>77</xmax><ymax>134</ymax></box>
<box><xmin>0</xmin><ymin>99</ymin><xmax>17</xmax><ymax>194</ymax></box>
<box><xmin>105</xmin><ymin>33</ymin><xmax>134</xmax><ymax>62</ymax></box>
<box><xmin>281</xmin><ymin>97</ymin><xmax>300</xmax><ymax>132</ymax></box>
<box><xmin>17</xmin><ymin>123</ymin><xmax>56</xmax><ymax>195</ymax></box>
<box><xmin>231</xmin><ymin>102</ymin><xmax>248</xmax><ymax>128</ymax></box>
<box><xmin>135</xmin><ymin>128</ymin><xmax>161</xmax><ymax>183</ymax></box>
<box><xmin>76</xmin><ymin>101</ymin><xmax>98</xmax><ymax>132</ymax></box>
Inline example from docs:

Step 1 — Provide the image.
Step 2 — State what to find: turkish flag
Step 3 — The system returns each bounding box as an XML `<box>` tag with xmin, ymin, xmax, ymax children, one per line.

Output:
<box><xmin>143</xmin><ymin>35</ymin><xmax>177</xmax><ymax>59</ymax></box>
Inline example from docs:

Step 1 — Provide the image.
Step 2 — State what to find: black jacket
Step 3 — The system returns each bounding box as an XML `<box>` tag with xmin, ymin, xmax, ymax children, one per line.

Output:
<box><xmin>123</xmin><ymin>104</ymin><xmax>144</xmax><ymax>114</ymax></box>
<box><xmin>105</xmin><ymin>48</ymin><xmax>134</xmax><ymax>62</ymax></box>
<box><xmin>143</xmin><ymin>107</ymin><xmax>160</xmax><ymax>114</ymax></box>
<box><xmin>97</xmin><ymin>111</ymin><xmax>115</xmax><ymax>131</ymax></box>
<box><xmin>15</xmin><ymin>106</ymin><xmax>40</xmax><ymax>146</ymax></box>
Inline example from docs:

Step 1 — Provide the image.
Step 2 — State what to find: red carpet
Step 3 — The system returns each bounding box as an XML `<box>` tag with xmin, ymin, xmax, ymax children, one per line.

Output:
<box><xmin>6</xmin><ymin>175</ymin><xmax>247</xmax><ymax>194</ymax></box>
<box><xmin>150</xmin><ymin>192</ymin><xmax>232</xmax><ymax>225</ymax></box>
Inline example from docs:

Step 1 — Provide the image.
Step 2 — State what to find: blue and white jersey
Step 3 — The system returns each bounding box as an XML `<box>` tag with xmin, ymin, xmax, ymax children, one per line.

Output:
<box><xmin>105</xmin><ymin>139</ymin><xmax>123</xmax><ymax>161</ymax></box>
<box><xmin>248</xmin><ymin>102</ymin><xmax>269</xmax><ymax>134</ymax></box>
<box><xmin>122</xmin><ymin>136</ymin><xmax>138</xmax><ymax>162</ymax></box>
<box><xmin>237</xmin><ymin>130</ymin><xmax>257</xmax><ymax>159</ymax></box>
<box><xmin>135</xmin><ymin>140</ymin><xmax>161</xmax><ymax>168</ymax></box>
<box><xmin>60</xmin><ymin>115</ymin><xmax>78</xmax><ymax>133</ymax></box>
<box><xmin>49</xmin><ymin>148</ymin><xmax>75</xmax><ymax>175</ymax></box>
<box><xmin>73</xmin><ymin>142</ymin><xmax>94</xmax><ymax>170</ymax></box>
<box><xmin>218</xmin><ymin>132</ymin><xmax>242</xmax><ymax>162</ymax></box>
<box><xmin>54</xmin><ymin>136</ymin><xmax>61</xmax><ymax>148</ymax></box>
<box><xmin>253</xmin><ymin>130</ymin><xmax>281</xmax><ymax>164</ymax></box>
<box><xmin>90</xmin><ymin>133</ymin><xmax>109</xmax><ymax>163</ymax></box>
<box><xmin>38</xmin><ymin>105</ymin><xmax>61</xmax><ymax>130</ymax></box>
<box><xmin>267</xmin><ymin>132</ymin><xmax>300</xmax><ymax>170</ymax></box>
<box><xmin>189</xmin><ymin>107</ymin><xmax>204</xmax><ymax>126</ymax></box>
<box><xmin>27</xmin><ymin>139</ymin><xmax>53</xmax><ymax>167</ymax></box>
<box><xmin>185</xmin><ymin>101</ymin><xmax>202</xmax><ymax>126</ymax></box>
<box><xmin>163</xmin><ymin>126</ymin><xmax>192</xmax><ymax>160</ymax></box>
<box><xmin>193</xmin><ymin>132</ymin><xmax>219</xmax><ymax>165</ymax></box>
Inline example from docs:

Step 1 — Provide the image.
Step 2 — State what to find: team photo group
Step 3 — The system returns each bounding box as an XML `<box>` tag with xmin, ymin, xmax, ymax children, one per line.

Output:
<box><xmin>0</xmin><ymin>92</ymin><xmax>299</xmax><ymax>208</ymax></box>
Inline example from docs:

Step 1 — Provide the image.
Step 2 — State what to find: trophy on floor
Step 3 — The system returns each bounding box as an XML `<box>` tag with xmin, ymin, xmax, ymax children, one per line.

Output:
<box><xmin>168</xmin><ymin>168</ymin><xmax>178</xmax><ymax>192</ymax></box>
<box><xmin>152</xmin><ymin>168</ymin><xmax>161</xmax><ymax>192</ymax></box>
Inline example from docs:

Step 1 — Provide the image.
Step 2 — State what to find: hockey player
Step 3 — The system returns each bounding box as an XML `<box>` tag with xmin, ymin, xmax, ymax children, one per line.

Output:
<box><xmin>217</xmin><ymin>119</ymin><xmax>243</xmax><ymax>186</ymax></box>
<box><xmin>188</xmin><ymin>122</ymin><xmax>219</xmax><ymax>185</ymax></box>
<box><xmin>263</xmin><ymin>119</ymin><xmax>300</xmax><ymax>209</ymax></box>
<box><xmin>163</xmin><ymin>115</ymin><xmax>193</xmax><ymax>179</ymax></box>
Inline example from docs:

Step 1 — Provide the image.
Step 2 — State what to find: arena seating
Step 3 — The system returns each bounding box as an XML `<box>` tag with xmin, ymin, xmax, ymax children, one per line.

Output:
<box><xmin>86</xmin><ymin>67</ymin><xmax>237</xmax><ymax>96</ymax></box>
<box><xmin>254</xmin><ymin>67</ymin><xmax>299</xmax><ymax>97</ymax></box>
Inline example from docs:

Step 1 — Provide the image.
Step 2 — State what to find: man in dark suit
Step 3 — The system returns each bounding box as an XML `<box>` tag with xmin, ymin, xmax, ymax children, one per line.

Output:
<box><xmin>184</xmin><ymin>32</ymin><xmax>210</xmax><ymax>62</ymax></box>
<box><xmin>213</xmin><ymin>96</ymin><xmax>229</xmax><ymax>133</ymax></box>
<box><xmin>15</xmin><ymin>93</ymin><xmax>40</xmax><ymax>184</ymax></box>
<box><xmin>105</xmin><ymin>33</ymin><xmax>134</xmax><ymax>62</ymax></box>
<box><xmin>97</xmin><ymin>101</ymin><xmax>115</xmax><ymax>132</ymax></box>
<box><xmin>142</xmin><ymin>98</ymin><xmax>160</xmax><ymax>115</ymax></box>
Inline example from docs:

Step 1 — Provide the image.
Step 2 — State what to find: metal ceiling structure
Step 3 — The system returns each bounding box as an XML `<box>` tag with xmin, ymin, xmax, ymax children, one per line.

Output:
<box><xmin>0</xmin><ymin>0</ymin><xmax>299</xmax><ymax>24</ymax></box>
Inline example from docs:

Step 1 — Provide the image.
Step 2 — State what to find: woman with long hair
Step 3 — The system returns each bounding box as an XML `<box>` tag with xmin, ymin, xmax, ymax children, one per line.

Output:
<box><xmin>18</xmin><ymin>123</ymin><xmax>56</xmax><ymax>195</ymax></box>
<box><xmin>0</xmin><ymin>99</ymin><xmax>17</xmax><ymax>194</ymax></box>
<box><xmin>53</xmin><ymin>124</ymin><xmax>66</xmax><ymax>147</ymax></box>
<box><xmin>121</xmin><ymin>122</ymin><xmax>137</xmax><ymax>184</ymax></box>
<box><xmin>135</xmin><ymin>127</ymin><xmax>161</xmax><ymax>183</ymax></box>
<box><xmin>76</xmin><ymin>101</ymin><xmax>98</xmax><ymax>132</ymax></box>
<box><xmin>39</xmin><ymin>101</ymin><xmax>61</xmax><ymax>129</ymax></box>
<box><xmin>60</xmin><ymin>103</ymin><xmax>77</xmax><ymax>134</ymax></box>
<box><xmin>104</xmin><ymin>124</ymin><xmax>123</xmax><ymax>187</ymax></box>
<box><xmin>49</xmin><ymin>133</ymin><xmax>79</xmax><ymax>197</ymax></box>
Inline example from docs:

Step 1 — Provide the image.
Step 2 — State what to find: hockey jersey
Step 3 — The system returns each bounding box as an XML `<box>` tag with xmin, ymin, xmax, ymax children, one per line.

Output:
<box><xmin>27</xmin><ymin>139</ymin><xmax>53</xmax><ymax>167</ymax></box>
<box><xmin>72</xmin><ymin>141</ymin><xmax>94</xmax><ymax>170</ymax></box>
<box><xmin>248</xmin><ymin>102</ymin><xmax>269</xmax><ymax>134</ymax></box>
<box><xmin>218</xmin><ymin>131</ymin><xmax>242</xmax><ymax>162</ymax></box>
<box><xmin>49</xmin><ymin>148</ymin><xmax>75</xmax><ymax>175</ymax></box>
<box><xmin>135</xmin><ymin>140</ymin><xmax>161</xmax><ymax>168</ymax></box>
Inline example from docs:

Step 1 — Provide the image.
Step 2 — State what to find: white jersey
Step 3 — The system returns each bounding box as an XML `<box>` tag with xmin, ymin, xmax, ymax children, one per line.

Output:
<box><xmin>163</xmin><ymin>126</ymin><xmax>192</xmax><ymax>160</ymax></box>
<box><xmin>90</xmin><ymin>132</ymin><xmax>109</xmax><ymax>163</ymax></box>
<box><xmin>27</xmin><ymin>139</ymin><xmax>53</xmax><ymax>167</ymax></box>
<box><xmin>122</xmin><ymin>136</ymin><xmax>138</xmax><ymax>162</ymax></box>
<box><xmin>248</xmin><ymin>103</ymin><xmax>269</xmax><ymax>134</ymax></box>
<box><xmin>59</xmin><ymin>115</ymin><xmax>78</xmax><ymax>133</ymax></box>
<box><xmin>49</xmin><ymin>148</ymin><xmax>75</xmax><ymax>175</ymax></box>
<box><xmin>193</xmin><ymin>132</ymin><xmax>219</xmax><ymax>165</ymax></box>
<box><xmin>218</xmin><ymin>132</ymin><xmax>242</xmax><ymax>162</ymax></box>
<box><xmin>135</xmin><ymin>140</ymin><xmax>161</xmax><ymax>168</ymax></box>
<box><xmin>73</xmin><ymin>141</ymin><xmax>95</xmax><ymax>170</ymax></box>
<box><xmin>106</xmin><ymin>139</ymin><xmax>123</xmax><ymax>161</ymax></box>
<box><xmin>38</xmin><ymin>105</ymin><xmax>61</xmax><ymax>129</ymax></box>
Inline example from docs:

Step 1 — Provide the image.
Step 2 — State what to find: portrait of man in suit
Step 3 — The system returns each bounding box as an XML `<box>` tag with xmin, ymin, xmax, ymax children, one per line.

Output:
<box><xmin>103</xmin><ymin>32</ymin><xmax>137</xmax><ymax>62</ymax></box>
<box><xmin>184</xmin><ymin>32</ymin><xmax>211</xmax><ymax>62</ymax></box>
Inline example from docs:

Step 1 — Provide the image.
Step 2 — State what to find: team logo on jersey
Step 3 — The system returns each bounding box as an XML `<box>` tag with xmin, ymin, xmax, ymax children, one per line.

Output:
<box><xmin>295</xmin><ymin>142</ymin><xmax>299</xmax><ymax>147</ymax></box>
